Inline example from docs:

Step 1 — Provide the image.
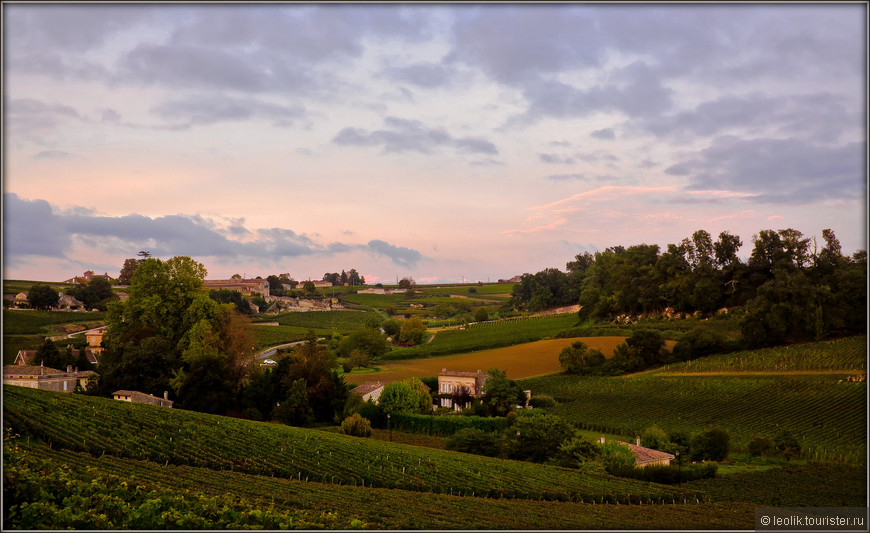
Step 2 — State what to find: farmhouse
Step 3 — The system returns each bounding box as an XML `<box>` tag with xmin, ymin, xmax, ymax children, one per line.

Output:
<box><xmin>112</xmin><ymin>390</ymin><xmax>174</xmax><ymax>408</ymax></box>
<box><xmin>437</xmin><ymin>369</ymin><xmax>488</xmax><ymax>410</ymax></box>
<box><xmin>203</xmin><ymin>278</ymin><xmax>270</xmax><ymax>298</ymax></box>
<box><xmin>85</xmin><ymin>328</ymin><xmax>106</xmax><ymax>354</ymax></box>
<box><xmin>351</xmin><ymin>381</ymin><xmax>388</xmax><ymax>404</ymax></box>
<box><xmin>602</xmin><ymin>436</ymin><xmax>675</xmax><ymax>468</ymax></box>
<box><xmin>63</xmin><ymin>270</ymin><xmax>112</xmax><ymax>284</ymax></box>
<box><xmin>4</xmin><ymin>364</ymin><xmax>97</xmax><ymax>392</ymax></box>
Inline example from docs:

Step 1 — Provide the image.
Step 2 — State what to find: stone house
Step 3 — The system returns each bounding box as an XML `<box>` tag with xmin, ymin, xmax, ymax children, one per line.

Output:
<box><xmin>351</xmin><ymin>381</ymin><xmax>388</xmax><ymax>404</ymax></box>
<box><xmin>85</xmin><ymin>328</ymin><xmax>106</xmax><ymax>354</ymax></box>
<box><xmin>14</xmin><ymin>349</ymin><xmax>98</xmax><ymax>367</ymax></box>
<box><xmin>437</xmin><ymin>369</ymin><xmax>488</xmax><ymax>410</ymax></box>
<box><xmin>202</xmin><ymin>278</ymin><xmax>270</xmax><ymax>298</ymax></box>
<box><xmin>600</xmin><ymin>436</ymin><xmax>675</xmax><ymax>468</ymax></box>
<box><xmin>4</xmin><ymin>364</ymin><xmax>97</xmax><ymax>392</ymax></box>
<box><xmin>112</xmin><ymin>390</ymin><xmax>174</xmax><ymax>408</ymax></box>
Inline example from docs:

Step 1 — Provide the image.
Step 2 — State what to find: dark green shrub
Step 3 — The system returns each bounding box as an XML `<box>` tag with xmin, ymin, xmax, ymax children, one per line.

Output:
<box><xmin>690</xmin><ymin>428</ymin><xmax>730</xmax><ymax>462</ymax></box>
<box><xmin>528</xmin><ymin>394</ymin><xmax>556</xmax><ymax>408</ymax></box>
<box><xmin>340</xmin><ymin>413</ymin><xmax>372</xmax><ymax>437</ymax></box>
<box><xmin>444</xmin><ymin>428</ymin><xmax>500</xmax><ymax>456</ymax></box>
<box><xmin>748</xmin><ymin>435</ymin><xmax>773</xmax><ymax>457</ymax></box>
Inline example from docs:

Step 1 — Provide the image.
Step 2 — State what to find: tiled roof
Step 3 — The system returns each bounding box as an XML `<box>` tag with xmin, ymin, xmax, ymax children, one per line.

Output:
<box><xmin>5</xmin><ymin>364</ymin><xmax>65</xmax><ymax>376</ymax></box>
<box><xmin>15</xmin><ymin>350</ymin><xmax>37</xmax><ymax>364</ymax></box>
<box><xmin>113</xmin><ymin>390</ymin><xmax>173</xmax><ymax>407</ymax></box>
<box><xmin>352</xmin><ymin>381</ymin><xmax>387</xmax><ymax>396</ymax></box>
<box><xmin>439</xmin><ymin>369</ymin><xmax>485</xmax><ymax>378</ymax></box>
<box><xmin>617</xmin><ymin>441</ymin><xmax>675</xmax><ymax>465</ymax></box>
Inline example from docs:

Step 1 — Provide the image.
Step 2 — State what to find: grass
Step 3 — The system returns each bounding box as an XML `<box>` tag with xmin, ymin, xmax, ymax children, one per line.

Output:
<box><xmin>344</xmin><ymin>337</ymin><xmax>631</xmax><ymax>385</ymax></box>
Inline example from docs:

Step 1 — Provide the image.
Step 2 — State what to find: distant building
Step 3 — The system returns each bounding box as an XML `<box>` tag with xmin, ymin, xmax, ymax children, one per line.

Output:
<box><xmin>14</xmin><ymin>349</ymin><xmax>98</xmax><ymax>367</ymax></box>
<box><xmin>351</xmin><ymin>381</ymin><xmax>388</xmax><ymax>404</ymax></box>
<box><xmin>4</xmin><ymin>364</ymin><xmax>97</xmax><ymax>392</ymax></box>
<box><xmin>85</xmin><ymin>328</ymin><xmax>106</xmax><ymax>354</ymax></box>
<box><xmin>437</xmin><ymin>369</ymin><xmax>488</xmax><ymax>410</ymax></box>
<box><xmin>63</xmin><ymin>270</ymin><xmax>112</xmax><ymax>284</ymax></box>
<box><xmin>598</xmin><ymin>436</ymin><xmax>675</xmax><ymax>468</ymax></box>
<box><xmin>112</xmin><ymin>390</ymin><xmax>174</xmax><ymax>408</ymax></box>
<box><xmin>203</xmin><ymin>278</ymin><xmax>270</xmax><ymax>298</ymax></box>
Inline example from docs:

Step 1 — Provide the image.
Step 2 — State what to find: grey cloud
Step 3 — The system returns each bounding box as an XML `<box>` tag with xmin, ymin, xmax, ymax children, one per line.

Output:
<box><xmin>591</xmin><ymin>128</ymin><xmax>615</xmax><ymax>140</ymax></box>
<box><xmin>666</xmin><ymin>137</ymin><xmax>866</xmax><ymax>204</ymax></box>
<box><xmin>545</xmin><ymin>173</ymin><xmax>620</xmax><ymax>183</ymax></box>
<box><xmin>333</xmin><ymin>117</ymin><xmax>498</xmax><ymax>155</ymax></box>
<box><xmin>386</xmin><ymin>62</ymin><xmax>452</xmax><ymax>88</ymax></box>
<box><xmin>3</xmin><ymin>193</ymin><xmax>427</xmax><ymax>269</ymax></box>
<box><xmin>366</xmin><ymin>240</ymin><xmax>425</xmax><ymax>269</ymax></box>
<box><xmin>6</xmin><ymin>98</ymin><xmax>83</xmax><ymax>135</ymax></box>
<box><xmin>150</xmin><ymin>95</ymin><xmax>306</xmax><ymax>127</ymax></box>
<box><xmin>539</xmin><ymin>153</ymin><xmax>575</xmax><ymax>165</ymax></box>
<box><xmin>33</xmin><ymin>150</ymin><xmax>74</xmax><ymax>160</ymax></box>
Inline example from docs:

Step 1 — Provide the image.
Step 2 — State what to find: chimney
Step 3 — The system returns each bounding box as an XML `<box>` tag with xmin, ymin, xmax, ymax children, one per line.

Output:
<box><xmin>636</xmin><ymin>436</ymin><xmax>641</xmax><ymax>446</ymax></box>
<box><xmin>598</xmin><ymin>436</ymin><xmax>605</xmax><ymax>444</ymax></box>
<box><xmin>164</xmin><ymin>391</ymin><xmax>169</xmax><ymax>400</ymax></box>
<box><xmin>67</xmin><ymin>365</ymin><xmax>72</xmax><ymax>374</ymax></box>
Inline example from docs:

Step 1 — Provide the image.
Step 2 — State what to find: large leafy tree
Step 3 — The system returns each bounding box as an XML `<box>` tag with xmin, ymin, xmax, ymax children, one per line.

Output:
<box><xmin>99</xmin><ymin>257</ymin><xmax>254</xmax><ymax>413</ymax></box>
<box><xmin>27</xmin><ymin>283</ymin><xmax>59</xmax><ymax>310</ymax></box>
<box><xmin>481</xmin><ymin>368</ymin><xmax>526</xmax><ymax>417</ymax></box>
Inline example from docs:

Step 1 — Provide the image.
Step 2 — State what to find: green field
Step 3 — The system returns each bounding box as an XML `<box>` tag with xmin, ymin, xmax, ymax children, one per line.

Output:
<box><xmin>521</xmin><ymin>337</ymin><xmax>867</xmax><ymax>462</ymax></box>
<box><xmin>658</xmin><ymin>336</ymin><xmax>867</xmax><ymax>373</ymax></box>
<box><xmin>4</xmin><ymin>386</ymin><xmax>689</xmax><ymax>504</ymax></box>
<box><xmin>385</xmin><ymin>314</ymin><xmax>579</xmax><ymax>360</ymax></box>
<box><xmin>255</xmin><ymin>310</ymin><xmax>379</xmax><ymax>331</ymax></box>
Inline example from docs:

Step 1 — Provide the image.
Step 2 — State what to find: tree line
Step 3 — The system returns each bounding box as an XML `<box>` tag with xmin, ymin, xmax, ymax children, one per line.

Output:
<box><xmin>510</xmin><ymin>228</ymin><xmax>866</xmax><ymax>347</ymax></box>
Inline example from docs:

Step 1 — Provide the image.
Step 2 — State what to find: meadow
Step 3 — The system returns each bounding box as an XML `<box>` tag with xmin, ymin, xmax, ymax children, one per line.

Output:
<box><xmin>343</xmin><ymin>336</ymin><xmax>630</xmax><ymax>385</ymax></box>
<box><xmin>385</xmin><ymin>313</ymin><xmax>580</xmax><ymax>360</ymax></box>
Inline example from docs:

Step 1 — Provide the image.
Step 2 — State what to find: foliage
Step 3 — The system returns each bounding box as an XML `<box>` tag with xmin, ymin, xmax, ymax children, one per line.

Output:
<box><xmin>551</xmin><ymin>437</ymin><xmax>602</xmax><ymax>469</ymax></box>
<box><xmin>398</xmin><ymin>316</ymin><xmax>426</xmax><ymax>345</ymax></box>
<box><xmin>558</xmin><ymin>341</ymin><xmax>605</xmax><ymax>373</ymax></box>
<box><xmin>501</xmin><ymin>411</ymin><xmax>576</xmax><ymax>463</ymax></box>
<box><xmin>481</xmin><ymin>368</ymin><xmax>526</xmax><ymax>416</ymax></box>
<box><xmin>641</xmin><ymin>426</ymin><xmax>670</xmax><ymax>450</ymax></box>
<box><xmin>528</xmin><ymin>394</ymin><xmax>556</xmax><ymax>408</ymax></box>
<box><xmin>445</xmin><ymin>428</ymin><xmax>500</xmax><ymax>456</ymax></box>
<box><xmin>773</xmin><ymin>430</ymin><xmax>802</xmax><ymax>461</ymax></box>
<box><xmin>609</xmin><ymin>463</ymin><xmax>718</xmax><ymax>485</ymax></box>
<box><xmin>208</xmin><ymin>289</ymin><xmax>254</xmax><ymax>314</ymax></box>
<box><xmin>66</xmin><ymin>277</ymin><xmax>117</xmax><ymax>310</ymax></box>
<box><xmin>387</xmin><ymin>412</ymin><xmax>507</xmax><ymax>436</ymax></box>
<box><xmin>340</xmin><ymin>413</ymin><xmax>372</xmax><ymax>437</ymax></box>
<box><xmin>671</xmin><ymin>327</ymin><xmax>727</xmax><ymax>361</ymax></box>
<box><xmin>598</xmin><ymin>442</ymin><xmax>637</xmax><ymax>472</ymax></box>
<box><xmin>690</xmin><ymin>428</ymin><xmax>730</xmax><ymax>462</ymax></box>
<box><xmin>380</xmin><ymin>318</ymin><xmax>401</xmax><ymax>337</ymax></box>
<box><xmin>26</xmin><ymin>283</ymin><xmax>59</xmax><ymax>310</ymax></box>
<box><xmin>337</xmin><ymin>329</ymin><xmax>389</xmax><ymax>360</ymax></box>
<box><xmin>379</xmin><ymin>382</ymin><xmax>419</xmax><ymax>415</ymax></box>
<box><xmin>748</xmin><ymin>436</ymin><xmax>773</xmax><ymax>457</ymax></box>
<box><xmin>399</xmin><ymin>377</ymin><xmax>434</xmax><ymax>414</ymax></box>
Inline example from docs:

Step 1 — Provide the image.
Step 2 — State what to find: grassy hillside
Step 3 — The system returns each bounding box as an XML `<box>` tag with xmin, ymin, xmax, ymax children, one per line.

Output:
<box><xmin>3</xmin><ymin>386</ymin><xmax>689</xmax><ymax>504</ymax></box>
<box><xmin>521</xmin><ymin>336</ymin><xmax>867</xmax><ymax>462</ymax></box>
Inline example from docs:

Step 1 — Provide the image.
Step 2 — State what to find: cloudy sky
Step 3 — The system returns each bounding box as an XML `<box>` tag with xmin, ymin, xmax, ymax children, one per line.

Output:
<box><xmin>3</xmin><ymin>3</ymin><xmax>866</xmax><ymax>284</ymax></box>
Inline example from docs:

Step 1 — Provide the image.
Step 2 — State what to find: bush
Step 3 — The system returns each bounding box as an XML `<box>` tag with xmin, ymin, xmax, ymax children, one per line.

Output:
<box><xmin>528</xmin><ymin>394</ymin><xmax>556</xmax><ymax>408</ymax></box>
<box><xmin>774</xmin><ymin>430</ymin><xmax>802</xmax><ymax>461</ymax></box>
<box><xmin>748</xmin><ymin>435</ymin><xmax>773</xmax><ymax>457</ymax></box>
<box><xmin>609</xmin><ymin>462</ymin><xmax>717</xmax><ymax>485</ymax></box>
<box><xmin>598</xmin><ymin>442</ymin><xmax>637</xmax><ymax>473</ymax></box>
<box><xmin>552</xmin><ymin>437</ymin><xmax>601</xmax><ymax>468</ymax></box>
<box><xmin>501</xmin><ymin>411</ymin><xmax>575</xmax><ymax>463</ymax></box>
<box><xmin>640</xmin><ymin>425</ymin><xmax>670</xmax><ymax>450</ymax></box>
<box><xmin>389</xmin><ymin>412</ymin><xmax>507</xmax><ymax>436</ymax></box>
<box><xmin>341</xmin><ymin>413</ymin><xmax>372</xmax><ymax>437</ymax></box>
<box><xmin>558</xmin><ymin>341</ymin><xmax>606</xmax><ymax>374</ymax></box>
<box><xmin>445</xmin><ymin>428</ymin><xmax>500</xmax><ymax>456</ymax></box>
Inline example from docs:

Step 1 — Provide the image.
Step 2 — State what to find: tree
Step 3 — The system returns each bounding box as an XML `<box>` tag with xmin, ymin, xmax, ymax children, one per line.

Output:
<box><xmin>27</xmin><ymin>283</ymin><xmax>59</xmax><ymax>310</ymax></box>
<box><xmin>99</xmin><ymin>256</ymin><xmax>253</xmax><ymax>413</ymax></box>
<box><xmin>473</xmin><ymin>307</ymin><xmax>489</xmax><ymax>322</ymax></box>
<box><xmin>748</xmin><ymin>436</ymin><xmax>773</xmax><ymax>458</ymax></box>
<box><xmin>67</xmin><ymin>277</ymin><xmax>116</xmax><ymax>310</ymax></box>
<box><xmin>378</xmin><ymin>381</ymin><xmax>418</xmax><ymax>415</ymax></box>
<box><xmin>398</xmin><ymin>277</ymin><xmax>415</xmax><ymax>289</ymax></box>
<box><xmin>381</xmin><ymin>318</ymin><xmax>401</xmax><ymax>337</ymax></box>
<box><xmin>337</xmin><ymin>329</ymin><xmax>388</xmax><ymax>360</ymax></box>
<box><xmin>398</xmin><ymin>316</ymin><xmax>426</xmax><ymax>345</ymax></box>
<box><xmin>640</xmin><ymin>426</ymin><xmax>670</xmax><ymax>450</ymax></box>
<box><xmin>774</xmin><ymin>430</ymin><xmax>801</xmax><ymax>461</ymax></box>
<box><xmin>558</xmin><ymin>341</ymin><xmax>605</xmax><ymax>374</ymax></box>
<box><xmin>340</xmin><ymin>413</ymin><xmax>372</xmax><ymax>437</ymax></box>
<box><xmin>690</xmin><ymin>428</ymin><xmax>730</xmax><ymax>462</ymax></box>
<box><xmin>481</xmin><ymin>368</ymin><xmax>526</xmax><ymax>416</ymax></box>
<box><xmin>502</xmin><ymin>411</ymin><xmax>575</xmax><ymax>462</ymax></box>
<box><xmin>302</xmin><ymin>281</ymin><xmax>316</xmax><ymax>294</ymax></box>
<box><xmin>553</xmin><ymin>437</ymin><xmax>602</xmax><ymax>469</ymax></box>
<box><xmin>445</xmin><ymin>428</ymin><xmax>500</xmax><ymax>456</ymax></box>
<box><xmin>625</xmin><ymin>329</ymin><xmax>666</xmax><ymax>365</ymax></box>
<box><xmin>272</xmin><ymin>378</ymin><xmax>313</xmax><ymax>426</ymax></box>
<box><xmin>34</xmin><ymin>339</ymin><xmax>65</xmax><ymax>369</ymax></box>
<box><xmin>118</xmin><ymin>258</ymin><xmax>142</xmax><ymax>285</ymax></box>
<box><xmin>400</xmin><ymin>377</ymin><xmax>433</xmax><ymax>414</ymax></box>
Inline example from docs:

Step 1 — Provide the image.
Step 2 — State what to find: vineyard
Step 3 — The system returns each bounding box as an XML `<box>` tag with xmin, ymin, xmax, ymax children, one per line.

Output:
<box><xmin>254</xmin><ymin>310</ymin><xmax>379</xmax><ymax>331</ymax></box>
<box><xmin>3</xmin><ymin>386</ymin><xmax>692</xmax><ymax>504</ymax></box>
<box><xmin>6</xmin><ymin>440</ymin><xmax>756</xmax><ymax>529</ymax></box>
<box><xmin>658</xmin><ymin>336</ymin><xmax>867</xmax><ymax>373</ymax></box>
<box><xmin>521</xmin><ymin>372</ymin><xmax>866</xmax><ymax>462</ymax></box>
<box><xmin>384</xmin><ymin>313</ymin><xmax>579</xmax><ymax>360</ymax></box>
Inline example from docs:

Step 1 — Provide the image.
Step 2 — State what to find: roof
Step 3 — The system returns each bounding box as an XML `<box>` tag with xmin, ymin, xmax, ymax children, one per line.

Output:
<box><xmin>5</xmin><ymin>364</ymin><xmax>65</xmax><ymax>376</ymax></box>
<box><xmin>16</xmin><ymin>349</ymin><xmax>99</xmax><ymax>366</ymax></box>
<box><xmin>112</xmin><ymin>390</ymin><xmax>173</xmax><ymax>407</ymax></box>
<box><xmin>439</xmin><ymin>369</ymin><xmax>485</xmax><ymax>378</ymax></box>
<box><xmin>617</xmin><ymin>441</ymin><xmax>676</xmax><ymax>465</ymax></box>
<box><xmin>352</xmin><ymin>381</ymin><xmax>387</xmax><ymax>397</ymax></box>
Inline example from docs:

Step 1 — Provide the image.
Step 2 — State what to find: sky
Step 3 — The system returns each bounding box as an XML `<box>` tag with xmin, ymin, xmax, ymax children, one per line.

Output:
<box><xmin>2</xmin><ymin>2</ymin><xmax>867</xmax><ymax>285</ymax></box>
